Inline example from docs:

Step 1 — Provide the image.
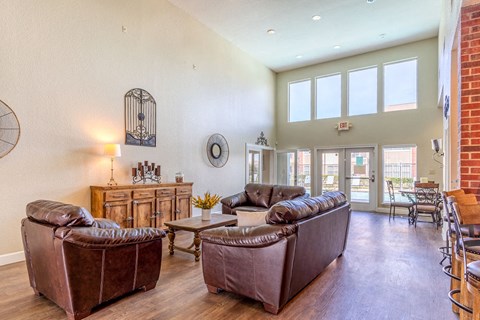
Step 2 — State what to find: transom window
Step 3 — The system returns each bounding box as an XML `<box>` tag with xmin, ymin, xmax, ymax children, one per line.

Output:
<box><xmin>288</xmin><ymin>79</ymin><xmax>311</xmax><ymax>122</ymax></box>
<box><xmin>384</xmin><ymin>59</ymin><xmax>417</xmax><ymax>112</ymax></box>
<box><xmin>348</xmin><ymin>66</ymin><xmax>377</xmax><ymax>116</ymax></box>
<box><xmin>316</xmin><ymin>73</ymin><xmax>341</xmax><ymax>119</ymax></box>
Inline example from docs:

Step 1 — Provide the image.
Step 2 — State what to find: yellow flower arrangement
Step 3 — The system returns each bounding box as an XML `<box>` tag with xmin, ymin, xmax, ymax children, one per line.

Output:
<box><xmin>192</xmin><ymin>192</ymin><xmax>221</xmax><ymax>209</ymax></box>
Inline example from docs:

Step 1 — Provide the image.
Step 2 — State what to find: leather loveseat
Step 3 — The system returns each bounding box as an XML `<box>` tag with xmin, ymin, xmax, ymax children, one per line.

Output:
<box><xmin>220</xmin><ymin>183</ymin><xmax>308</xmax><ymax>215</ymax></box>
<box><xmin>21</xmin><ymin>200</ymin><xmax>165</xmax><ymax>320</ymax></box>
<box><xmin>201</xmin><ymin>191</ymin><xmax>351</xmax><ymax>314</ymax></box>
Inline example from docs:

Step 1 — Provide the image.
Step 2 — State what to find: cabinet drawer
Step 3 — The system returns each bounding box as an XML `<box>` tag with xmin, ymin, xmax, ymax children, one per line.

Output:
<box><xmin>176</xmin><ymin>187</ymin><xmax>192</xmax><ymax>195</ymax></box>
<box><xmin>156</xmin><ymin>188</ymin><xmax>175</xmax><ymax>197</ymax></box>
<box><xmin>133</xmin><ymin>189</ymin><xmax>155</xmax><ymax>199</ymax></box>
<box><xmin>105</xmin><ymin>190</ymin><xmax>131</xmax><ymax>201</ymax></box>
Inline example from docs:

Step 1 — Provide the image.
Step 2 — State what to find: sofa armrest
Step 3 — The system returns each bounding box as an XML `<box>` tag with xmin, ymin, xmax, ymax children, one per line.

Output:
<box><xmin>92</xmin><ymin>218</ymin><xmax>120</xmax><ymax>229</ymax></box>
<box><xmin>200</xmin><ymin>224</ymin><xmax>297</xmax><ymax>248</ymax></box>
<box><xmin>55</xmin><ymin>227</ymin><xmax>165</xmax><ymax>249</ymax></box>
<box><xmin>221</xmin><ymin>192</ymin><xmax>248</xmax><ymax>208</ymax></box>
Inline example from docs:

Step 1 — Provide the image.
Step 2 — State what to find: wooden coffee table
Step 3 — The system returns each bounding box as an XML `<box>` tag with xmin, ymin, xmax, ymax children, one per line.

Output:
<box><xmin>164</xmin><ymin>214</ymin><xmax>237</xmax><ymax>262</ymax></box>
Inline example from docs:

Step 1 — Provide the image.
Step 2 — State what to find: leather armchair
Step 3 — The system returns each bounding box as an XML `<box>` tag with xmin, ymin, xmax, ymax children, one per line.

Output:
<box><xmin>21</xmin><ymin>200</ymin><xmax>165</xmax><ymax>320</ymax></box>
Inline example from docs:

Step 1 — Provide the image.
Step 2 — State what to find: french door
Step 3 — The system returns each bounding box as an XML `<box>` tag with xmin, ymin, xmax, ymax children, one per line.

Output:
<box><xmin>317</xmin><ymin>147</ymin><xmax>376</xmax><ymax>211</ymax></box>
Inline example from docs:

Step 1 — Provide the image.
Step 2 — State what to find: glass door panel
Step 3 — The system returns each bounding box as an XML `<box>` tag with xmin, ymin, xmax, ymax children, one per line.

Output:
<box><xmin>346</xmin><ymin>151</ymin><xmax>370</xmax><ymax>202</ymax></box>
<box><xmin>248</xmin><ymin>150</ymin><xmax>260</xmax><ymax>183</ymax></box>
<box><xmin>322</xmin><ymin>152</ymin><xmax>340</xmax><ymax>192</ymax></box>
<box><xmin>296</xmin><ymin>150</ymin><xmax>311</xmax><ymax>194</ymax></box>
<box><xmin>346</xmin><ymin>148</ymin><xmax>375</xmax><ymax>210</ymax></box>
<box><xmin>276</xmin><ymin>150</ymin><xmax>311</xmax><ymax>192</ymax></box>
<box><xmin>277</xmin><ymin>152</ymin><xmax>296</xmax><ymax>186</ymax></box>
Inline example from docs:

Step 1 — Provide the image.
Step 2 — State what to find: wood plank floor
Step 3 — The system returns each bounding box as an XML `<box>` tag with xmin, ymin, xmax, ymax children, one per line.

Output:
<box><xmin>0</xmin><ymin>211</ymin><xmax>457</xmax><ymax>320</ymax></box>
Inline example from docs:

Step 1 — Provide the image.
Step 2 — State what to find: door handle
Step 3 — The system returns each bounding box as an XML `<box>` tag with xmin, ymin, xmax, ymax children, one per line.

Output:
<box><xmin>371</xmin><ymin>174</ymin><xmax>375</xmax><ymax>183</ymax></box>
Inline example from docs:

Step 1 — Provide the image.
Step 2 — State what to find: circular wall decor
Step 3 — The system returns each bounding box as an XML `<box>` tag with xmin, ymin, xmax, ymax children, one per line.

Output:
<box><xmin>206</xmin><ymin>133</ymin><xmax>229</xmax><ymax>168</ymax></box>
<box><xmin>0</xmin><ymin>100</ymin><xmax>20</xmax><ymax>159</ymax></box>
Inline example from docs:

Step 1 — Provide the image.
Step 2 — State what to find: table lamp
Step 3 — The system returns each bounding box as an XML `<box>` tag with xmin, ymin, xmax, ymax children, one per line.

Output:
<box><xmin>104</xmin><ymin>143</ymin><xmax>121</xmax><ymax>186</ymax></box>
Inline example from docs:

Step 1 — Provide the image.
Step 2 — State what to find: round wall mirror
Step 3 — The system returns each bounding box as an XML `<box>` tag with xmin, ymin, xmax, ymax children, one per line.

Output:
<box><xmin>0</xmin><ymin>100</ymin><xmax>20</xmax><ymax>159</ymax></box>
<box><xmin>206</xmin><ymin>133</ymin><xmax>229</xmax><ymax>168</ymax></box>
<box><xmin>211</xmin><ymin>143</ymin><xmax>221</xmax><ymax>159</ymax></box>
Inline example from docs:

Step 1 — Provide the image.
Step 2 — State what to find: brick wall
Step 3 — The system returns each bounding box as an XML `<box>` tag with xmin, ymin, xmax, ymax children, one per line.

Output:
<box><xmin>460</xmin><ymin>3</ymin><xmax>480</xmax><ymax>196</ymax></box>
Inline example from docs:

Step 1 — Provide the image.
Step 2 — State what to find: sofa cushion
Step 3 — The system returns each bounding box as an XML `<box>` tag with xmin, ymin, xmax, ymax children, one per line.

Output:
<box><xmin>200</xmin><ymin>224</ymin><xmax>297</xmax><ymax>247</ymax></box>
<box><xmin>267</xmin><ymin>199</ymin><xmax>315</xmax><ymax>224</ymax></box>
<box><xmin>266</xmin><ymin>195</ymin><xmax>340</xmax><ymax>224</ymax></box>
<box><xmin>237</xmin><ymin>210</ymin><xmax>268</xmax><ymax>227</ymax></box>
<box><xmin>305</xmin><ymin>196</ymin><xmax>335</xmax><ymax>212</ymax></box>
<box><xmin>244</xmin><ymin>183</ymin><xmax>273</xmax><ymax>208</ymax></box>
<box><xmin>269</xmin><ymin>185</ymin><xmax>306</xmax><ymax>207</ymax></box>
<box><xmin>322</xmin><ymin>191</ymin><xmax>347</xmax><ymax>206</ymax></box>
<box><xmin>92</xmin><ymin>218</ymin><xmax>120</xmax><ymax>229</ymax></box>
<box><xmin>26</xmin><ymin>199</ymin><xmax>95</xmax><ymax>227</ymax></box>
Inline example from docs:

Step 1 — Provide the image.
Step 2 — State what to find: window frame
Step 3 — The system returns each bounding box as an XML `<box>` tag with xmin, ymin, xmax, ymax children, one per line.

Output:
<box><xmin>288</xmin><ymin>78</ymin><xmax>312</xmax><ymax>123</ymax></box>
<box><xmin>381</xmin><ymin>144</ymin><xmax>418</xmax><ymax>204</ymax></box>
<box><xmin>347</xmin><ymin>65</ymin><xmax>378</xmax><ymax>117</ymax></box>
<box><xmin>383</xmin><ymin>57</ymin><xmax>418</xmax><ymax>112</ymax></box>
<box><xmin>315</xmin><ymin>72</ymin><xmax>342</xmax><ymax>120</ymax></box>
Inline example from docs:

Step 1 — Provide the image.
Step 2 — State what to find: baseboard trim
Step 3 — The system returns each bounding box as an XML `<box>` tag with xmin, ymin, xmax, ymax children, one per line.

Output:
<box><xmin>0</xmin><ymin>251</ymin><xmax>25</xmax><ymax>266</ymax></box>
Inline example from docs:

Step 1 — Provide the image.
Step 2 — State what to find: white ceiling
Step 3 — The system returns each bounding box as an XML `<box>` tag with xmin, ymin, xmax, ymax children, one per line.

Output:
<box><xmin>168</xmin><ymin>0</ymin><xmax>442</xmax><ymax>72</ymax></box>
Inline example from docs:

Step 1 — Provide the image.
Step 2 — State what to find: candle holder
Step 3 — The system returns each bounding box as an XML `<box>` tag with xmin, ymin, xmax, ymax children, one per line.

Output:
<box><xmin>132</xmin><ymin>161</ymin><xmax>161</xmax><ymax>184</ymax></box>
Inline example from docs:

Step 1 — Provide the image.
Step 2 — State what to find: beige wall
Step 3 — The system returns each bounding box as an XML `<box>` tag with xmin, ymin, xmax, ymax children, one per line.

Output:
<box><xmin>276</xmin><ymin>38</ymin><xmax>442</xmax><ymax>204</ymax></box>
<box><xmin>0</xmin><ymin>0</ymin><xmax>275</xmax><ymax>256</ymax></box>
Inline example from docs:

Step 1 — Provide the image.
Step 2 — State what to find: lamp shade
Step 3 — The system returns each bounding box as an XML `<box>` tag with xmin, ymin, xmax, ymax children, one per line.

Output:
<box><xmin>104</xmin><ymin>144</ymin><xmax>121</xmax><ymax>157</ymax></box>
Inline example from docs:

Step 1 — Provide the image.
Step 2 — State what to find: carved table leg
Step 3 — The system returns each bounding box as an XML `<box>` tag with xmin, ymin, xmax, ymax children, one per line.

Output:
<box><xmin>168</xmin><ymin>227</ymin><xmax>175</xmax><ymax>255</ymax></box>
<box><xmin>193</xmin><ymin>231</ymin><xmax>201</xmax><ymax>262</ymax></box>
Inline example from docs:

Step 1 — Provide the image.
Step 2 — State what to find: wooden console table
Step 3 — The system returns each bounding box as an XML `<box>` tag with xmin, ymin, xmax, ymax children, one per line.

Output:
<box><xmin>90</xmin><ymin>183</ymin><xmax>193</xmax><ymax>229</ymax></box>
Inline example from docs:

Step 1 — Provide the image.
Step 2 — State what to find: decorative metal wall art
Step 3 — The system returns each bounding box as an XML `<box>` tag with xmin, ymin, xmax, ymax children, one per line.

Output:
<box><xmin>125</xmin><ymin>88</ymin><xmax>156</xmax><ymax>147</ymax></box>
<box><xmin>206</xmin><ymin>133</ymin><xmax>229</xmax><ymax>168</ymax></box>
<box><xmin>255</xmin><ymin>131</ymin><xmax>269</xmax><ymax>146</ymax></box>
<box><xmin>0</xmin><ymin>99</ymin><xmax>20</xmax><ymax>159</ymax></box>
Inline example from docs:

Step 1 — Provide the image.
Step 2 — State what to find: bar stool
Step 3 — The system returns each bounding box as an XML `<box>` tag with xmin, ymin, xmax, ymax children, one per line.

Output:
<box><xmin>441</xmin><ymin>190</ymin><xmax>468</xmax><ymax>265</ymax></box>
<box><xmin>466</xmin><ymin>261</ymin><xmax>480</xmax><ymax>320</ymax></box>
<box><xmin>450</xmin><ymin>202</ymin><xmax>480</xmax><ymax>320</ymax></box>
<box><xmin>443</xmin><ymin>193</ymin><xmax>480</xmax><ymax>313</ymax></box>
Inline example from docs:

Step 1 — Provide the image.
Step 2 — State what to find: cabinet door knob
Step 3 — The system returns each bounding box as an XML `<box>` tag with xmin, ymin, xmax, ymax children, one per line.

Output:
<box><xmin>124</xmin><ymin>217</ymin><xmax>134</xmax><ymax>221</ymax></box>
<box><xmin>104</xmin><ymin>203</ymin><xmax>111</xmax><ymax>208</ymax></box>
<box><xmin>132</xmin><ymin>200</ymin><xmax>139</xmax><ymax>205</ymax></box>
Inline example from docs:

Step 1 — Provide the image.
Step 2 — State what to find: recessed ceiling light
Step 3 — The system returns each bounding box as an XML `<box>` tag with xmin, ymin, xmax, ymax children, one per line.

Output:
<box><xmin>267</xmin><ymin>29</ymin><xmax>276</xmax><ymax>35</ymax></box>
<box><xmin>379</xmin><ymin>33</ymin><xmax>386</xmax><ymax>38</ymax></box>
<box><xmin>296</xmin><ymin>55</ymin><xmax>303</xmax><ymax>59</ymax></box>
<box><xmin>312</xmin><ymin>15</ymin><xmax>322</xmax><ymax>21</ymax></box>
<box><xmin>333</xmin><ymin>45</ymin><xmax>341</xmax><ymax>49</ymax></box>
<box><xmin>366</xmin><ymin>0</ymin><xmax>375</xmax><ymax>3</ymax></box>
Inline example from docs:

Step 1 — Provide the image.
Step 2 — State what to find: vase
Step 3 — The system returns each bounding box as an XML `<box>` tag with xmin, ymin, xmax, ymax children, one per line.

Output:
<box><xmin>202</xmin><ymin>209</ymin><xmax>211</xmax><ymax>221</ymax></box>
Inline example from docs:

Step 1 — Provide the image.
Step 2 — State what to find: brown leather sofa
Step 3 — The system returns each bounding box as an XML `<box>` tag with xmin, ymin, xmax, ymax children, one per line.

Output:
<box><xmin>21</xmin><ymin>200</ymin><xmax>165</xmax><ymax>320</ymax></box>
<box><xmin>220</xmin><ymin>183</ymin><xmax>308</xmax><ymax>215</ymax></box>
<box><xmin>201</xmin><ymin>191</ymin><xmax>351</xmax><ymax>314</ymax></box>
